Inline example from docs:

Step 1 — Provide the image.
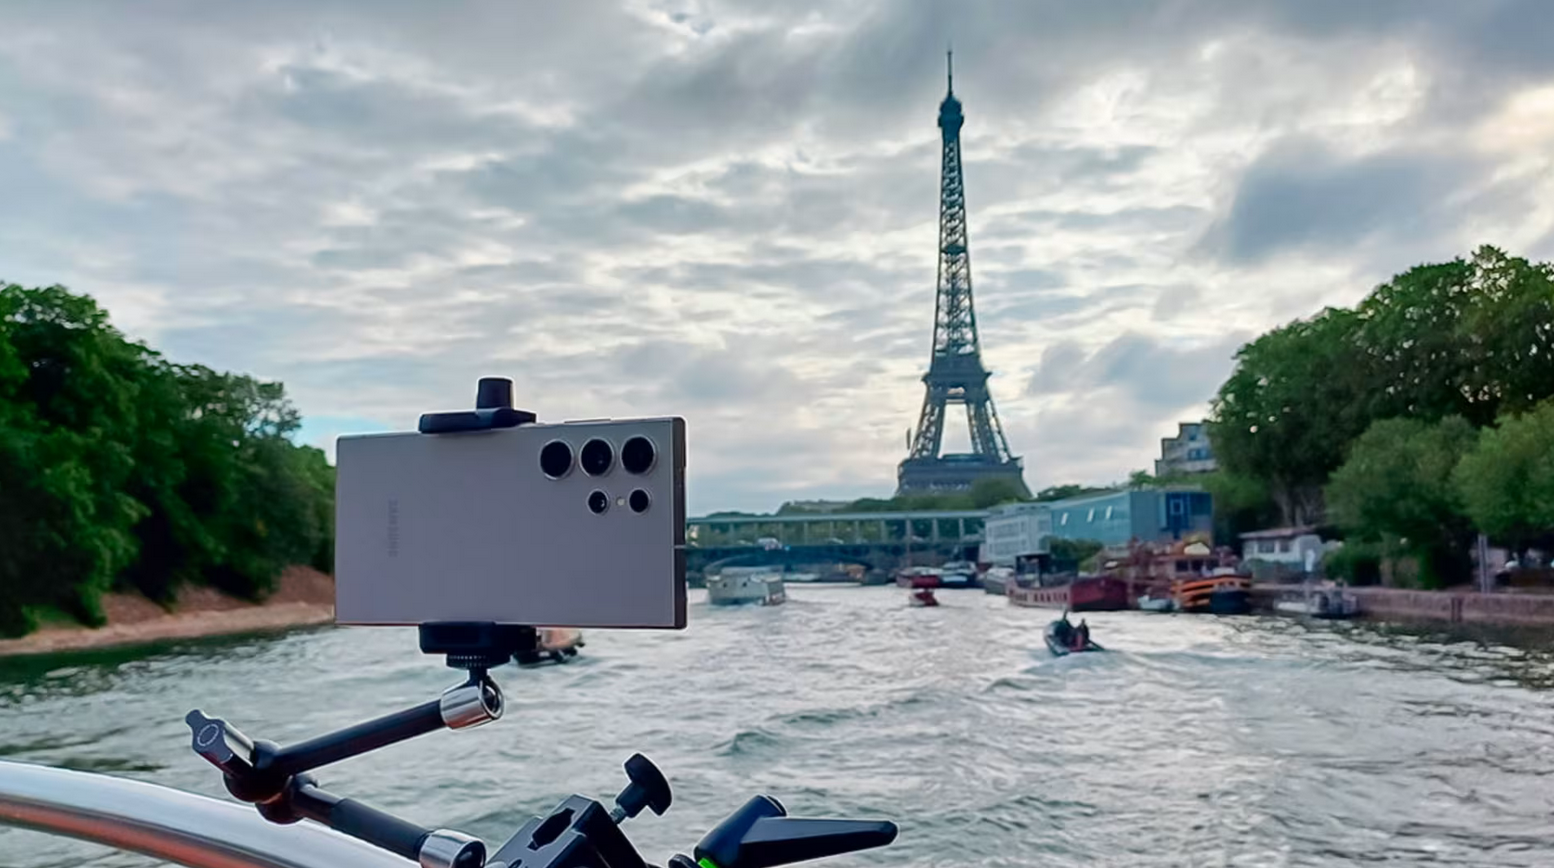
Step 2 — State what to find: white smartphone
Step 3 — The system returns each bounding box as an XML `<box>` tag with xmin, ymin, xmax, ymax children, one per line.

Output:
<box><xmin>333</xmin><ymin>417</ymin><xmax>687</xmax><ymax>629</ymax></box>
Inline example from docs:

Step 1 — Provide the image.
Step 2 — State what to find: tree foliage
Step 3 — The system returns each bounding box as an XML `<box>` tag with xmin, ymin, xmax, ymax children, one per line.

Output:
<box><xmin>0</xmin><ymin>283</ymin><xmax>334</xmax><ymax>636</ymax></box>
<box><xmin>1211</xmin><ymin>246</ymin><xmax>1554</xmax><ymax>526</ymax></box>
<box><xmin>1034</xmin><ymin>483</ymin><xmax>1110</xmax><ymax>502</ymax></box>
<box><xmin>967</xmin><ymin>477</ymin><xmax>1028</xmax><ymax>509</ymax></box>
<box><xmin>1209</xmin><ymin>307</ymin><xmax>1373</xmax><ymax>524</ymax></box>
<box><xmin>1048</xmin><ymin>538</ymin><xmax>1104</xmax><ymax>573</ymax></box>
<box><xmin>1453</xmin><ymin>400</ymin><xmax>1554</xmax><ymax>555</ymax></box>
<box><xmin>1196</xmin><ymin>470</ymin><xmax>1281</xmax><ymax>545</ymax></box>
<box><xmin>1325</xmin><ymin>416</ymin><xmax>1480</xmax><ymax>587</ymax></box>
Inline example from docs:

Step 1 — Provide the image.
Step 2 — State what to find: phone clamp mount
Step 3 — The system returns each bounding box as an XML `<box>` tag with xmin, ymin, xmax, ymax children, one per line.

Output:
<box><xmin>184</xmin><ymin>378</ymin><xmax>898</xmax><ymax>868</ymax></box>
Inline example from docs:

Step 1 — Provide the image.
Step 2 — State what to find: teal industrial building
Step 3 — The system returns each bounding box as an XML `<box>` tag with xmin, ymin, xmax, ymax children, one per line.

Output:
<box><xmin>981</xmin><ymin>488</ymin><xmax>1215</xmax><ymax>566</ymax></box>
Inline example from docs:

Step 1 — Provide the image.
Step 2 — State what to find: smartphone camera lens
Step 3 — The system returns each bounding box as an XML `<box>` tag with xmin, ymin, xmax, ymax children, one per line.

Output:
<box><xmin>621</xmin><ymin>436</ymin><xmax>656</xmax><ymax>475</ymax></box>
<box><xmin>539</xmin><ymin>441</ymin><xmax>573</xmax><ymax>479</ymax></box>
<box><xmin>628</xmin><ymin>489</ymin><xmax>651</xmax><ymax>513</ymax></box>
<box><xmin>587</xmin><ymin>490</ymin><xmax>610</xmax><ymax>515</ymax></box>
<box><xmin>580</xmin><ymin>438</ymin><xmax>613</xmax><ymax>476</ymax></box>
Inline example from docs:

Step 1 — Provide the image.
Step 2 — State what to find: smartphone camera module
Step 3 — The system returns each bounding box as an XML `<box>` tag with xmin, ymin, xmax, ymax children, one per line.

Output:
<box><xmin>621</xmin><ymin>436</ymin><xmax>656</xmax><ymax>475</ymax></box>
<box><xmin>580</xmin><ymin>438</ymin><xmax>614</xmax><ymax>476</ymax></box>
<box><xmin>628</xmin><ymin>489</ymin><xmax>651</xmax><ymax>514</ymax></box>
<box><xmin>587</xmin><ymin>490</ymin><xmax>610</xmax><ymax>515</ymax></box>
<box><xmin>539</xmin><ymin>440</ymin><xmax>573</xmax><ymax>479</ymax></box>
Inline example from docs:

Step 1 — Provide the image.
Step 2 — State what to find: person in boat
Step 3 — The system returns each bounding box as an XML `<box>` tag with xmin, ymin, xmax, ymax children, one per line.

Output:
<box><xmin>1052</xmin><ymin>614</ymin><xmax>1074</xmax><ymax>647</ymax></box>
<box><xmin>1072</xmin><ymin>619</ymin><xmax>1090</xmax><ymax>651</ymax></box>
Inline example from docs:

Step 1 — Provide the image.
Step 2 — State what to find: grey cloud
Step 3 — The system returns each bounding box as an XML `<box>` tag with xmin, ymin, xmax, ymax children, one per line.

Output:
<box><xmin>1150</xmin><ymin>285</ymin><xmax>1203</xmax><ymax>322</ymax></box>
<box><xmin>1000</xmin><ymin>206</ymin><xmax>1208</xmax><ymax>235</ymax></box>
<box><xmin>615</xmin><ymin>195</ymin><xmax>733</xmax><ymax>236</ymax></box>
<box><xmin>1025</xmin><ymin>330</ymin><xmax>1253</xmax><ymax>411</ymax></box>
<box><xmin>1198</xmin><ymin>138</ymin><xmax>1491</xmax><ymax>265</ymax></box>
<box><xmin>463</xmin><ymin>136</ymin><xmax>641</xmax><ymax>214</ymax></box>
<box><xmin>613</xmin><ymin>29</ymin><xmax>827</xmax><ymax>155</ymax></box>
<box><xmin>974</xmin><ymin>245</ymin><xmax>1029</xmax><ymax>267</ymax></box>
<box><xmin>453</xmin><ymin>261</ymin><xmax>579</xmax><ymax>288</ymax></box>
<box><xmin>979</xmin><ymin>268</ymin><xmax>1066</xmax><ymax>292</ymax></box>
<box><xmin>309</xmin><ymin>206</ymin><xmax>508</xmax><ymax>271</ymax></box>
<box><xmin>244</xmin><ymin>63</ymin><xmax>535</xmax><ymax>155</ymax></box>
<box><xmin>981</xmin><ymin>293</ymin><xmax>1104</xmax><ymax>323</ymax></box>
<box><xmin>980</xmin><ymin>284</ymin><xmax>1155</xmax><ymax>337</ymax></box>
<box><xmin>967</xmin><ymin>146</ymin><xmax>1164</xmax><ymax>213</ymax></box>
<box><xmin>1255</xmin><ymin>0</ymin><xmax>1554</xmax><ymax>90</ymax></box>
<box><xmin>1007</xmin><ymin>403</ymin><xmax>1161</xmax><ymax>489</ymax></box>
<box><xmin>621</xmin><ymin>256</ymin><xmax>909</xmax><ymax>301</ymax></box>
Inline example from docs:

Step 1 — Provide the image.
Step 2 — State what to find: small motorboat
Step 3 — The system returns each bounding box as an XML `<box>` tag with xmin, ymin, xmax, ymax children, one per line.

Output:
<box><xmin>938</xmin><ymin>560</ymin><xmax>977</xmax><ymax>589</ymax></box>
<box><xmin>1137</xmin><ymin>591</ymin><xmax>1176</xmax><ymax>613</ymax></box>
<box><xmin>1276</xmin><ymin>584</ymin><xmax>1360</xmax><ymax>620</ymax></box>
<box><xmin>1043</xmin><ymin>613</ymin><xmax>1104</xmax><ymax>657</ymax></box>
<box><xmin>909</xmin><ymin>588</ymin><xmax>940</xmax><ymax>607</ymax></box>
<box><xmin>514</xmin><ymin>627</ymin><xmax>585</xmax><ymax>666</ymax></box>
<box><xmin>1312</xmin><ymin>588</ymin><xmax>1360</xmax><ymax>620</ymax></box>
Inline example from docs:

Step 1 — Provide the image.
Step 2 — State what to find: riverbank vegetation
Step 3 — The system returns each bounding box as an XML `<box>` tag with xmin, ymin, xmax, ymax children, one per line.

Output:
<box><xmin>0</xmin><ymin>283</ymin><xmax>333</xmax><ymax>637</ymax></box>
<box><xmin>1207</xmin><ymin>245</ymin><xmax>1554</xmax><ymax>587</ymax></box>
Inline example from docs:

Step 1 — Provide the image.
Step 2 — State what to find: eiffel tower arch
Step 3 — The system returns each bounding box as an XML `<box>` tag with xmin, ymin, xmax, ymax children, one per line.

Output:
<box><xmin>896</xmin><ymin>53</ymin><xmax>1029</xmax><ymax>498</ymax></box>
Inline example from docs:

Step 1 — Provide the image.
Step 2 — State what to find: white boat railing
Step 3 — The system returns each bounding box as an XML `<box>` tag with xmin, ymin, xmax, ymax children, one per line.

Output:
<box><xmin>0</xmin><ymin>759</ymin><xmax>406</xmax><ymax>868</ymax></box>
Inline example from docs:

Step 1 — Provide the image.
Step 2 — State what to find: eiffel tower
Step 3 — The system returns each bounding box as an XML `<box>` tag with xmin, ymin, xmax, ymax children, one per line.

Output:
<box><xmin>896</xmin><ymin>52</ymin><xmax>1029</xmax><ymax>497</ymax></box>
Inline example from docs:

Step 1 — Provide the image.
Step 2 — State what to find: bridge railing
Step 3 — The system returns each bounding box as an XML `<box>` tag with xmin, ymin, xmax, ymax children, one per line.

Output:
<box><xmin>687</xmin><ymin>510</ymin><xmax>987</xmax><ymax>548</ymax></box>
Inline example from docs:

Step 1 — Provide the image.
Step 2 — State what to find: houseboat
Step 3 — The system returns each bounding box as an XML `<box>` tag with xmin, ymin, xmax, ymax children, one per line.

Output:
<box><xmin>707</xmin><ymin>567</ymin><xmax>786</xmax><ymax>606</ymax></box>
<box><xmin>1093</xmin><ymin>537</ymin><xmax>1245</xmax><ymax>612</ymax></box>
<box><xmin>1007</xmin><ymin>575</ymin><xmax>1131</xmax><ymax>611</ymax></box>
<box><xmin>1174</xmin><ymin>568</ymin><xmax>1253</xmax><ymax>615</ymax></box>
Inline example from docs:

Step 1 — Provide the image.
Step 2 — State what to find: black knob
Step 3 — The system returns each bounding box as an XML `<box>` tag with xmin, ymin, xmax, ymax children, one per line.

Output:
<box><xmin>186</xmin><ymin>710</ymin><xmax>257</xmax><ymax>777</ymax></box>
<box><xmin>475</xmin><ymin>377</ymin><xmax>514</xmax><ymax>410</ymax></box>
<box><xmin>613</xmin><ymin>753</ymin><xmax>672</xmax><ymax>822</ymax></box>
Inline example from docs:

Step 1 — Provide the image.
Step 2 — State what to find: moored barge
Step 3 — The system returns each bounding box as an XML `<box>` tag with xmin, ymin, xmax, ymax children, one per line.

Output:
<box><xmin>1007</xmin><ymin>576</ymin><xmax>1130</xmax><ymax>612</ymax></box>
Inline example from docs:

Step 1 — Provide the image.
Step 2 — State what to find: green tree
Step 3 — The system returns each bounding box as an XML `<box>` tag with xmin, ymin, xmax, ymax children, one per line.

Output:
<box><xmin>1453</xmin><ymin>400</ymin><xmax>1554</xmax><ymax>559</ymax></box>
<box><xmin>1325</xmin><ymin>416</ymin><xmax>1480</xmax><ymax>587</ymax></box>
<box><xmin>1350</xmin><ymin>247</ymin><xmax>1554</xmax><ymax>426</ymax></box>
<box><xmin>845</xmin><ymin>492</ymin><xmax>976</xmax><ymax>513</ymax></box>
<box><xmin>1033</xmin><ymin>483</ymin><xmax>1108</xmax><ymax>502</ymax></box>
<box><xmin>1048</xmin><ymin>538</ymin><xmax>1104</xmax><ymax>573</ymax></box>
<box><xmin>967</xmin><ymin>477</ymin><xmax>1028</xmax><ymax>509</ymax></box>
<box><xmin>1211</xmin><ymin>246</ymin><xmax>1554</xmax><ymax>527</ymax></box>
<box><xmin>1197</xmin><ymin>470</ymin><xmax>1280</xmax><ymax>545</ymax></box>
<box><xmin>1210</xmin><ymin>307</ymin><xmax>1374</xmax><ymax>525</ymax></box>
<box><xmin>0</xmin><ymin>284</ymin><xmax>156</xmax><ymax>631</ymax></box>
<box><xmin>0</xmin><ymin>282</ymin><xmax>339</xmax><ymax>635</ymax></box>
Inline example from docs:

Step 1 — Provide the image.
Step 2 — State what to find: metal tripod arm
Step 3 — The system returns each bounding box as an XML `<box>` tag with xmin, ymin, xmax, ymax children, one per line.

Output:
<box><xmin>185</xmin><ymin>673</ymin><xmax>503</xmax><ymax>865</ymax></box>
<box><xmin>187</xmin><ymin>675</ymin><xmax>501</xmax><ymax>793</ymax></box>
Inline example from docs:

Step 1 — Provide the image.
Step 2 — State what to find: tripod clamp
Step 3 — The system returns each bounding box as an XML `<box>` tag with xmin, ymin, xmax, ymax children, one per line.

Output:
<box><xmin>186</xmin><ymin>622</ymin><xmax>519</xmax><ymax>867</ymax></box>
<box><xmin>186</xmin><ymin>631</ymin><xmax>684</xmax><ymax>868</ymax></box>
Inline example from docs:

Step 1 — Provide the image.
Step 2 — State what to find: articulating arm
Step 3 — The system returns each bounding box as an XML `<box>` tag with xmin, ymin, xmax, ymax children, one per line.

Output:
<box><xmin>186</xmin><ymin>670</ymin><xmax>500</xmax><ymax>868</ymax></box>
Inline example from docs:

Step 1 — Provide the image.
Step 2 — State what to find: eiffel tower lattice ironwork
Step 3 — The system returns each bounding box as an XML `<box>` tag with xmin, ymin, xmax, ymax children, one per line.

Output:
<box><xmin>896</xmin><ymin>52</ymin><xmax>1029</xmax><ymax>497</ymax></box>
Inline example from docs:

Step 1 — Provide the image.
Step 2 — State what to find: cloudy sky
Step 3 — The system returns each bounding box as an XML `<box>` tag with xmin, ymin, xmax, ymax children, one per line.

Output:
<box><xmin>3</xmin><ymin>1</ymin><xmax>1552</xmax><ymax>515</ymax></box>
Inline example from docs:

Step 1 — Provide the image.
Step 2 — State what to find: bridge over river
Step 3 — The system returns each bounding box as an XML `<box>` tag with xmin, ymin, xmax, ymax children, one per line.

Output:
<box><xmin>684</xmin><ymin>510</ymin><xmax>987</xmax><ymax>574</ymax></box>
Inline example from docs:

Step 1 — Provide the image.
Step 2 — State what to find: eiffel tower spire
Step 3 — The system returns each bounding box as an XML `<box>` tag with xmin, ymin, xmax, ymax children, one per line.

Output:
<box><xmin>896</xmin><ymin>55</ymin><xmax>1028</xmax><ymax>497</ymax></box>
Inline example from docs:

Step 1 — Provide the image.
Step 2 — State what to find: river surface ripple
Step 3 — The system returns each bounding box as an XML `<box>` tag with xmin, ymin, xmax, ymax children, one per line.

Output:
<box><xmin>3</xmin><ymin>586</ymin><xmax>1554</xmax><ymax>867</ymax></box>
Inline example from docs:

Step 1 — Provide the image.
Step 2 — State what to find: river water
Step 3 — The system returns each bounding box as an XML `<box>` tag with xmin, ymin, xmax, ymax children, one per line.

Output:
<box><xmin>3</xmin><ymin>586</ymin><xmax>1554</xmax><ymax>868</ymax></box>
